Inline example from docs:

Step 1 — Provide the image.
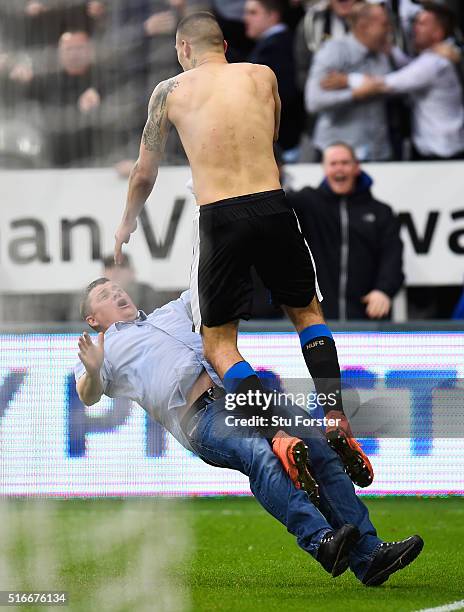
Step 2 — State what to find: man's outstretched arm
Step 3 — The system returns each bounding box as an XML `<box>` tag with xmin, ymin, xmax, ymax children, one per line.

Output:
<box><xmin>114</xmin><ymin>77</ymin><xmax>178</xmax><ymax>263</ymax></box>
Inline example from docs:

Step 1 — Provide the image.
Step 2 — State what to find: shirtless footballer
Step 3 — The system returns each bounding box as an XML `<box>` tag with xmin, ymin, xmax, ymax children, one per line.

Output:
<box><xmin>113</xmin><ymin>11</ymin><xmax>373</xmax><ymax>489</ymax></box>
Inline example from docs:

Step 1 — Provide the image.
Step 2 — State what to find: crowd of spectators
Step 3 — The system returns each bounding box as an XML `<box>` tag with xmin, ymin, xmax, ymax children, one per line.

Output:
<box><xmin>1</xmin><ymin>0</ymin><xmax>463</xmax><ymax>168</ymax></box>
<box><xmin>1</xmin><ymin>0</ymin><xmax>463</xmax><ymax>323</ymax></box>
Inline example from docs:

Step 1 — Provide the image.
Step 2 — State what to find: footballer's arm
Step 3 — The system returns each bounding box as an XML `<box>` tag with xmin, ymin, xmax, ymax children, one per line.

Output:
<box><xmin>114</xmin><ymin>78</ymin><xmax>177</xmax><ymax>264</ymax></box>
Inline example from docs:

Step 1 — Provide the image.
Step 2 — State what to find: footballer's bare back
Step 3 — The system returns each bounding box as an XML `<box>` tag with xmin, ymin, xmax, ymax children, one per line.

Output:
<box><xmin>144</xmin><ymin>62</ymin><xmax>281</xmax><ymax>206</ymax></box>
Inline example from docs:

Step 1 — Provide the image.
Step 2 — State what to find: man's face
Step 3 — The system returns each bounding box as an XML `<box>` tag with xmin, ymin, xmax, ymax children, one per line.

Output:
<box><xmin>360</xmin><ymin>6</ymin><xmax>390</xmax><ymax>52</ymax></box>
<box><xmin>58</xmin><ymin>32</ymin><xmax>93</xmax><ymax>76</ymax></box>
<box><xmin>330</xmin><ymin>0</ymin><xmax>357</xmax><ymax>19</ymax></box>
<box><xmin>244</xmin><ymin>0</ymin><xmax>279</xmax><ymax>40</ymax></box>
<box><xmin>323</xmin><ymin>145</ymin><xmax>360</xmax><ymax>195</ymax></box>
<box><xmin>86</xmin><ymin>281</ymin><xmax>138</xmax><ymax>332</ymax></box>
<box><xmin>414</xmin><ymin>11</ymin><xmax>445</xmax><ymax>52</ymax></box>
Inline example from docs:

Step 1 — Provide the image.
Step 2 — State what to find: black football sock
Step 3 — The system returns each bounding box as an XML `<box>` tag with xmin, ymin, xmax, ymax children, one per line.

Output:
<box><xmin>223</xmin><ymin>361</ymin><xmax>278</xmax><ymax>438</ymax></box>
<box><xmin>299</xmin><ymin>324</ymin><xmax>344</xmax><ymax>417</ymax></box>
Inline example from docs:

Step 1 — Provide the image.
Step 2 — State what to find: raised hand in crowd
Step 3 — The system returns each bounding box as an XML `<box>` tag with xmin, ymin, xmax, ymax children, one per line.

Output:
<box><xmin>9</xmin><ymin>63</ymin><xmax>33</xmax><ymax>83</ymax></box>
<box><xmin>78</xmin><ymin>87</ymin><xmax>101</xmax><ymax>113</ymax></box>
<box><xmin>25</xmin><ymin>1</ymin><xmax>48</xmax><ymax>17</ymax></box>
<box><xmin>144</xmin><ymin>11</ymin><xmax>178</xmax><ymax>36</ymax></box>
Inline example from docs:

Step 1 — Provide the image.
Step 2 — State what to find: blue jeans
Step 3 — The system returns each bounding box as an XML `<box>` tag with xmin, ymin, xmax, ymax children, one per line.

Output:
<box><xmin>184</xmin><ymin>398</ymin><xmax>382</xmax><ymax>580</ymax></box>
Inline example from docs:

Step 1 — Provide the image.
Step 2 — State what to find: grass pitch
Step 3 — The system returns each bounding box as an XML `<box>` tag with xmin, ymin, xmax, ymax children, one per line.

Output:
<box><xmin>1</xmin><ymin>496</ymin><xmax>462</xmax><ymax>612</ymax></box>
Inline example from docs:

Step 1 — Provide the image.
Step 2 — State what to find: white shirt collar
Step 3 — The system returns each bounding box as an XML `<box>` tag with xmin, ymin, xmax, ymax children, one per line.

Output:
<box><xmin>107</xmin><ymin>310</ymin><xmax>148</xmax><ymax>334</ymax></box>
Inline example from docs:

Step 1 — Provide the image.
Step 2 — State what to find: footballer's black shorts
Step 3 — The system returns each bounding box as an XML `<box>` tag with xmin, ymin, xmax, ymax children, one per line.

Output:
<box><xmin>190</xmin><ymin>189</ymin><xmax>322</xmax><ymax>332</ymax></box>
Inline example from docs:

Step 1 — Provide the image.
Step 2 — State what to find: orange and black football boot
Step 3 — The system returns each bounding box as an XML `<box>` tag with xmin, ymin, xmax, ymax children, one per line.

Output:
<box><xmin>325</xmin><ymin>410</ymin><xmax>374</xmax><ymax>488</ymax></box>
<box><xmin>271</xmin><ymin>430</ymin><xmax>320</xmax><ymax>506</ymax></box>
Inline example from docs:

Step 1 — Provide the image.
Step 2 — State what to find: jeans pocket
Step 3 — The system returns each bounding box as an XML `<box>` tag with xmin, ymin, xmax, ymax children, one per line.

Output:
<box><xmin>184</xmin><ymin>405</ymin><xmax>209</xmax><ymax>441</ymax></box>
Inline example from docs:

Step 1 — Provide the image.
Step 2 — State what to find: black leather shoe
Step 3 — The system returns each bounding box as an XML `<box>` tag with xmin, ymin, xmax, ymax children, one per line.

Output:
<box><xmin>362</xmin><ymin>535</ymin><xmax>424</xmax><ymax>586</ymax></box>
<box><xmin>316</xmin><ymin>524</ymin><xmax>361</xmax><ymax>577</ymax></box>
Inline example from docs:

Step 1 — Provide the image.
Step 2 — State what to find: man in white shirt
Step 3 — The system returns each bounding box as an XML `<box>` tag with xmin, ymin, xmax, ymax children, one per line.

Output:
<box><xmin>322</xmin><ymin>2</ymin><xmax>464</xmax><ymax>159</ymax></box>
<box><xmin>306</xmin><ymin>3</ymin><xmax>394</xmax><ymax>161</ymax></box>
<box><xmin>74</xmin><ymin>276</ymin><xmax>424</xmax><ymax>586</ymax></box>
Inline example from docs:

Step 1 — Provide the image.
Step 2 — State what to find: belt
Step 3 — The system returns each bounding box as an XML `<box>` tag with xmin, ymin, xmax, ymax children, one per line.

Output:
<box><xmin>180</xmin><ymin>386</ymin><xmax>226</xmax><ymax>433</ymax></box>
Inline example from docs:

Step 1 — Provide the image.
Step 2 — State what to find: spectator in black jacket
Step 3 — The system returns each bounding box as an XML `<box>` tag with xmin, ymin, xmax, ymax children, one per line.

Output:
<box><xmin>22</xmin><ymin>30</ymin><xmax>117</xmax><ymax>167</ymax></box>
<box><xmin>244</xmin><ymin>0</ymin><xmax>304</xmax><ymax>161</ymax></box>
<box><xmin>288</xmin><ymin>142</ymin><xmax>404</xmax><ymax>320</ymax></box>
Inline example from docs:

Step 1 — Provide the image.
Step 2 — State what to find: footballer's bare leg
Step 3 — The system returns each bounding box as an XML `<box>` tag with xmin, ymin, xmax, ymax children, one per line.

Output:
<box><xmin>201</xmin><ymin>321</ymin><xmax>243</xmax><ymax>380</ymax></box>
<box><xmin>202</xmin><ymin>321</ymin><xmax>318</xmax><ymax>499</ymax></box>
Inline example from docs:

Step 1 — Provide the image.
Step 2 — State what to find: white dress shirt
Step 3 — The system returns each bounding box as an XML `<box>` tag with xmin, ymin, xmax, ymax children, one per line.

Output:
<box><xmin>74</xmin><ymin>292</ymin><xmax>222</xmax><ymax>451</ymax></box>
<box><xmin>306</xmin><ymin>33</ymin><xmax>392</xmax><ymax>161</ymax></box>
<box><xmin>384</xmin><ymin>48</ymin><xmax>464</xmax><ymax>157</ymax></box>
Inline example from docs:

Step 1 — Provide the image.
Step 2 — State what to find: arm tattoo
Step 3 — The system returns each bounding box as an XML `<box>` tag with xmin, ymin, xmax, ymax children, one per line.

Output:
<box><xmin>142</xmin><ymin>78</ymin><xmax>179</xmax><ymax>152</ymax></box>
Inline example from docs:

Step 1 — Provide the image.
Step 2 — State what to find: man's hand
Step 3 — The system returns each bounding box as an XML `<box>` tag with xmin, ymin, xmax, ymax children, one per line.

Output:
<box><xmin>114</xmin><ymin>80</ymin><xmax>171</xmax><ymax>261</ymax></box>
<box><xmin>78</xmin><ymin>87</ymin><xmax>101</xmax><ymax>113</ymax></box>
<box><xmin>78</xmin><ymin>331</ymin><xmax>104</xmax><ymax>376</ymax></box>
<box><xmin>321</xmin><ymin>71</ymin><xmax>349</xmax><ymax>90</ymax></box>
<box><xmin>361</xmin><ymin>290</ymin><xmax>391</xmax><ymax>319</ymax></box>
<box><xmin>25</xmin><ymin>1</ymin><xmax>48</xmax><ymax>17</ymax></box>
<box><xmin>144</xmin><ymin>11</ymin><xmax>177</xmax><ymax>36</ymax></box>
<box><xmin>9</xmin><ymin>63</ymin><xmax>33</xmax><ymax>83</ymax></box>
<box><xmin>433</xmin><ymin>42</ymin><xmax>461</xmax><ymax>64</ymax></box>
<box><xmin>352</xmin><ymin>76</ymin><xmax>386</xmax><ymax>100</ymax></box>
<box><xmin>114</xmin><ymin>218</ymin><xmax>137</xmax><ymax>264</ymax></box>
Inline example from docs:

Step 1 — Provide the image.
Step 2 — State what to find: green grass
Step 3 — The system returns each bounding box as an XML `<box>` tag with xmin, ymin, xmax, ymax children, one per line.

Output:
<box><xmin>1</xmin><ymin>497</ymin><xmax>463</xmax><ymax>611</ymax></box>
<box><xmin>181</xmin><ymin>496</ymin><xmax>464</xmax><ymax>612</ymax></box>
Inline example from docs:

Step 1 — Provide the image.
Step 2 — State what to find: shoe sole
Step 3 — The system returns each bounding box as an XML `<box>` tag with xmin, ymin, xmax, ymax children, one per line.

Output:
<box><xmin>331</xmin><ymin>525</ymin><xmax>361</xmax><ymax>578</ymax></box>
<box><xmin>289</xmin><ymin>441</ymin><xmax>320</xmax><ymax>506</ymax></box>
<box><xmin>363</xmin><ymin>536</ymin><xmax>424</xmax><ymax>587</ymax></box>
<box><xmin>327</xmin><ymin>430</ymin><xmax>374</xmax><ymax>488</ymax></box>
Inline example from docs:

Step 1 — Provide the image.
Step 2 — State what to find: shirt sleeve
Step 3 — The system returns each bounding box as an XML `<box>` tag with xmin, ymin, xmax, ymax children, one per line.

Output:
<box><xmin>347</xmin><ymin>73</ymin><xmax>365</xmax><ymax>89</ymax></box>
<box><xmin>384</xmin><ymin>52</ymin><xmax>449</xmax><ymax>94</ymax></box>
<box><xmin>390</xmin><ymin>46</ymin><xmax>411</xmax><ymax>69</ymax></box>
<box><xmin>305</xmin><ymin>41</ymin><xmax>354</xmax><ymax>113</ymax></box>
